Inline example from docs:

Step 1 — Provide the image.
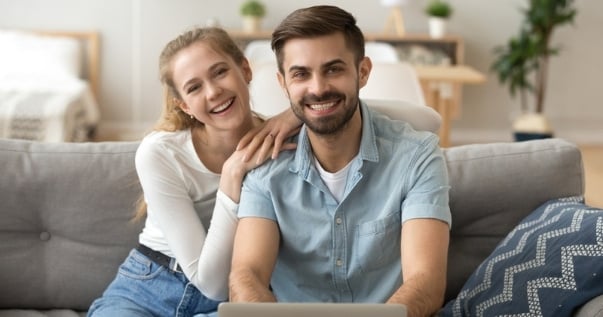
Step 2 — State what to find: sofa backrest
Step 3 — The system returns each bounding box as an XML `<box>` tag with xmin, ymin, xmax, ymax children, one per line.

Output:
<box><xmin>442</xmin><ymin>138</ymin><xmax>584</xmax><ymax>301</ymax></box>
<box><xmin>0</xmin><ymin>139</ymin><xmax>143</xmax><ymax>311</ymax></box>
<box><xmin>0</xmin><ymin>137</ymin><xmax>584</xmax><ymax>310</ymax></box>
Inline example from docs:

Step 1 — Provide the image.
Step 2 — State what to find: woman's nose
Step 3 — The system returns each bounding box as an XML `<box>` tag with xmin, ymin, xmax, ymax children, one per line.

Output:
<box><xmin>205</xmin><ymin>82</ymin><xmax>223</xmax><ymax>99</ymax></box>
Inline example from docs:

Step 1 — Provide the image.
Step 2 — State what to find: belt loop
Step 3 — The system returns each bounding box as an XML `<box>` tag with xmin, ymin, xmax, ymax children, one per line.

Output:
<box><xmin>169</xmin><ymin>257</ymin><xmax>182</xmax><ymax>273</ymax></box>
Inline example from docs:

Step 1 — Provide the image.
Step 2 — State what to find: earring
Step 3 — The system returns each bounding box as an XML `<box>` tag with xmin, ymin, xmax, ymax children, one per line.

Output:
<box><xmin>190</xmin><ymin>115</ymin><xmax>194</xmax><ymax>120</ymax></box>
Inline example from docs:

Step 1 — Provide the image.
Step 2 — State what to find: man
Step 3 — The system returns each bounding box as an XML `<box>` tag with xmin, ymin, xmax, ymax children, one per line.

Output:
<box><xmin>229</xmin><ymin>5</ymin><xmax>451</xmax><ymax>317</ymax></box>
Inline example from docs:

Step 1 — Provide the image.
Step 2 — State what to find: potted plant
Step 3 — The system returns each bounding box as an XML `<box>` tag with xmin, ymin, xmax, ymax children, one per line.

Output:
<box><xmin>491</xmin><ymin>0</ymin><xmax>577</xmax><ymax>141</ymax></box>
<box><xmin>240</xmin><ymin>0</ymin><xmax>266</xmax><ymax>33</ymax></box>
<box><xmin>425</xmin><ymin>0</ymin><xmax>452</xmax><ymax>38</ymax></box>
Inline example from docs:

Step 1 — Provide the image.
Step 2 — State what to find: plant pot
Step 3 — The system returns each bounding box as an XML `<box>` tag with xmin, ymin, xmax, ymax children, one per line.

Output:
<box><xmin>428</xmin><ymin>17</ymin><xmax>447</xmax><ymax>38</ymax></box>
<box><xmin>512</xmin><ymin>112</ymin><xmax>554</xmax><ymax>141</ymax></box>
<box><xmin>242</xmin><ymin>16</ymin><xmax>262</xmax><ymax>33</ymax></box>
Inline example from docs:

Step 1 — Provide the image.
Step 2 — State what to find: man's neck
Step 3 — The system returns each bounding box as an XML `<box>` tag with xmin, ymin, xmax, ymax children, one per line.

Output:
<box><xmin>307</xmin><ymin>108</ymin><xmax>363</xmax><ymax>173</ymax></box>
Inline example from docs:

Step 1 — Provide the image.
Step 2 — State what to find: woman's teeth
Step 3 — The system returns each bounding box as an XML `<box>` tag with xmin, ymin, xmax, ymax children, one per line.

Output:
<box><xmin>212</xmin><ymin>98</ymin><xmax>234</xmax><ymax>113</ymax></box>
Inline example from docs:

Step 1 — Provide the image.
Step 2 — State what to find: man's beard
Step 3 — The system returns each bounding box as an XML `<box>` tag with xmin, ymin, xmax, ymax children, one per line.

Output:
<box><xmin>290</xmin><ymin>90</ymin><xmax>359</xmax><ymax>135</ymax></box>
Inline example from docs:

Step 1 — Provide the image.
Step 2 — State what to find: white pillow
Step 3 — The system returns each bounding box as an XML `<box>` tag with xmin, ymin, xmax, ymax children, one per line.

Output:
<box><xmin>0</xmin><ymin>30</ymin><xmax>82</xmax><ymax>80</ymax></box>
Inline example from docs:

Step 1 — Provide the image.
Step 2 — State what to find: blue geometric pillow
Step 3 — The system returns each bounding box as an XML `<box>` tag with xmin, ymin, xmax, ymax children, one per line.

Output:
<box><xmin>441</xmin><ymin>196</ymin><xmax>603</xmax><ymax>317</ymax></box>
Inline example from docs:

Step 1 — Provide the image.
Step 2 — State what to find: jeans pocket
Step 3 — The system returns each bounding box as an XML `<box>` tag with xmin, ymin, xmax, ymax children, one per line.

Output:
<box><xmin>118</xmin><ymin>249</ymin><xmax>165</xmax><ymax>280</ymax></box>
<box><xmin>354</xmin><ymin>212</ymin><xmax>401</xmax><ymax>273</ymax></box>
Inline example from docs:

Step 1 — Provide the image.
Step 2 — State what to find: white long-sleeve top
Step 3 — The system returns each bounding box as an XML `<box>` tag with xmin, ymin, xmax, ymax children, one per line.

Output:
<box><xmin>135</xmin><ymin>129</ymin><xmax>238</xmax><ymax>301</ymax></box>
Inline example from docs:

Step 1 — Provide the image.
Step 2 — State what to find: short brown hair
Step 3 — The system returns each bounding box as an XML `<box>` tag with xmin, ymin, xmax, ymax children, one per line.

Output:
<box><xmin>271</xmin><ymin>5</ymin><xmax>365</xmax><ymax>74</ymax></box>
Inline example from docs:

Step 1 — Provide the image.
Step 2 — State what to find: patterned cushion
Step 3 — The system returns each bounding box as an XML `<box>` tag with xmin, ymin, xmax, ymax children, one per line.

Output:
<box><xmin>441</xmin><ymin>196</ymin><xmax>603</xmax><ymax>316</ymax></box>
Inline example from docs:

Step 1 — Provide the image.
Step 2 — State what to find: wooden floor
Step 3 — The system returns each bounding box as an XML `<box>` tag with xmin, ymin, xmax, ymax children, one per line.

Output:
<box><xmin>581</xmin><ymin>145</ymin><xmax>603</xmax><ymax>208</ymax></box>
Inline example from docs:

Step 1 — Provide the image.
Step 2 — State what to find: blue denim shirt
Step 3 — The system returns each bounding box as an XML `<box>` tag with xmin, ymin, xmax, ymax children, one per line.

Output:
<box><xmin>238</xmin><ymin>101</ymin><xmax>451</xmax><ymax>303</ymax></box>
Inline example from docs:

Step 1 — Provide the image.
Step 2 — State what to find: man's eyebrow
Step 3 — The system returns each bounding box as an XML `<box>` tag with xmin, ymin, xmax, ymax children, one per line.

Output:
<box><xmin>287</xmin><ymin>59</ymin><xmax>346</xmax><ymax>74</ymax></box>
<box><xmin>287</xmin><ymin>65</ymin><xmax>308</xmax><ymax>73</ymax></box>
<box><xmin>323</xmin><ymin>59</ymin><xmax>346</xmax><ymax>68</ymax></box>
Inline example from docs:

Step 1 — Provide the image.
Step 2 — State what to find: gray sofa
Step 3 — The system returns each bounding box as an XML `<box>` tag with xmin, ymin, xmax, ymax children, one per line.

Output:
<box><xmin>1</xmin><ymin>137</ymin><xmax>601</xmax><ymax>316</ymax></box>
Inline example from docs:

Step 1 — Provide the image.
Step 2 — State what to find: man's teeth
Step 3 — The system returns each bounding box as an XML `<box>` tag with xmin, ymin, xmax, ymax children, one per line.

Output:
<box><xmin>212</xmin><ymin>99</ymin><xmax>233</xmax><ymax>113</ymax></box>
<box><xmin>309</xmin><ymin>102</ymin><xmax>335</xmax><ymax>111</ymax></box>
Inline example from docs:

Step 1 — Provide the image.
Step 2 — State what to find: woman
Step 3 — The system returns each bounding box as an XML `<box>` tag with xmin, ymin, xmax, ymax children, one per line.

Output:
<box><xmin>88</xmin><ymin>27</ymin><xmax>298</xmax><ymax>317</ymax></box>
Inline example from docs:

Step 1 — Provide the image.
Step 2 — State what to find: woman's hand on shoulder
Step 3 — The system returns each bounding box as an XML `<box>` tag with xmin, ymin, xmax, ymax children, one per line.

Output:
<box><xmin>220</xmin><ymin>143</ymin><xmax>281</xmax><ymax>203</ymax></box>
<box><xmin>237</xmin><ymin>108</ymin><xmax>300</xmax><ymax>164</ymax></box>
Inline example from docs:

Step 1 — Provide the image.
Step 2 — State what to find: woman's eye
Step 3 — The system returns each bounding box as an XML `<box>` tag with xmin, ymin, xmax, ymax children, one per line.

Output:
<box><xmin>187</xmin><ymin>84</ymin><xmax>200</xmax><ymax>94</ymax></box>
<box><xmin>215</xmin><ymin>67</ymin><xmax>228</xmax><ymax>77</ymax></box>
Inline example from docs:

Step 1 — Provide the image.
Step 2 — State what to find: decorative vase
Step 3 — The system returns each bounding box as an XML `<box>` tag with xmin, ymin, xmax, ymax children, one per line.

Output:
<box><xmin>512</xmin><ymin>112</ymin><xmax>554</xmax><ymax>141</ymax></box>
<box><xmin>428</xmin><ymin>17</ymin><xmax>447</xmax><ymax>38</ymax></box>
<box><xmin>242</xmin><ymin>16</ymin><xmax>261</xmax><ymax>33</ymax></box>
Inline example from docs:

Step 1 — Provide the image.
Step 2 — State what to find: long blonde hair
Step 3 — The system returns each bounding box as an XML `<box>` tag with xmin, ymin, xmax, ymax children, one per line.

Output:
<box><xmin>133</xmin><ymin>27</ymin><xmax>247</xmax><ymax>221</ymax></box>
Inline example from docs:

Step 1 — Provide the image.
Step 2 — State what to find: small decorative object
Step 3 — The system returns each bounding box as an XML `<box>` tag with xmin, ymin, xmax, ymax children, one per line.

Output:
<box><xmin>491</xmin><ymin>0</ymin><xmax>576</xmax><ymax>141</ymax></box>
<box><xmin>380</xmin><ymin>0</ymin><xmax>410</xmax><ymax>36</ymax></box>
<box><xmin>205</xmin><ymin>17</ymin><xmax>221</xmax><ymax>28</ymax></box>
<box><xmin>425</xmin><ymin>0</ymin><xmax>452</xmax><ymax>39</ymax></box>
<box><xmin>240</xmin><ymin>0</ymin><xmax>266</xmax><ymax>33</ymax></box>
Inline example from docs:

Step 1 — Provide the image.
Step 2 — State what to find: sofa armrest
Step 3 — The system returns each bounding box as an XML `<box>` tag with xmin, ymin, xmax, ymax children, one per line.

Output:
<box><xmin>442</xmin><ymin>138</ymin><xmax>584</xmax><ymax>301</ymax></box>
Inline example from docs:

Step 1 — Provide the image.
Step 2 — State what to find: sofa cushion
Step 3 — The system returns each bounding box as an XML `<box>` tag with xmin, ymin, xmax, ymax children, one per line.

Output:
<box><xmin>443</xmin><ymin>138</ymin><xmax>584</xmax><ymax>301</ymax></box>
<box><xmin>441</xmin><ymin>196</ymin><xmax>603</xmax><ymax>316</ymax></box>
<box><xmin>0</xmin><ymin>139</ymin><xmax>143</xmax><ymax>311</ymax></box>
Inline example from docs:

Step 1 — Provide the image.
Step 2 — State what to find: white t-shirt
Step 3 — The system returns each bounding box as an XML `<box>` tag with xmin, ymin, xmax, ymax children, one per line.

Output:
<box><xmin>314</xmin><ymin>156</ymin><xmax>354</xmax><ymax>203</ymax></box>
<box><xmin>135</xmin><ymin>129</ymin><xmax>237</xmax><ymax>301</ymax></box>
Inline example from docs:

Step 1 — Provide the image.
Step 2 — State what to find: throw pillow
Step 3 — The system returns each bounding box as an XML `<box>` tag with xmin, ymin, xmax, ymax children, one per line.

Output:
<box><xmin>441</xmin><ymin>196</ymin><xmax>603</xmax><ymax>316</ymax></box>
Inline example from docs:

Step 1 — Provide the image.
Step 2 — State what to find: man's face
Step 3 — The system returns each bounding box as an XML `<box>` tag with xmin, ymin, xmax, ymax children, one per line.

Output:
<box><xmin>277</xmin><ymin>33</ymin><xmax>371</xmax><ymax>135</ymax></box>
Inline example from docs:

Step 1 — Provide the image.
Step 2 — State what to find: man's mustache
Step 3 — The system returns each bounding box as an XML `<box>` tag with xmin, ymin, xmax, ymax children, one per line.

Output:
<box><xmin>300</xmin><ymin>91</ymin><xmax>344</xmax><ymax>104</ymax></box>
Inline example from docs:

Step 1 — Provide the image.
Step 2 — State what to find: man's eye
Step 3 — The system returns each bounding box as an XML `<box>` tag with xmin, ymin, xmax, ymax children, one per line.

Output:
<box><xmin>292</xmin><ymin>71</ymin><xmax>307</xmax><ymax>79</ymax></box>
<box><xmin>327</xmin><ymin>66</ymin><xmax>343</xmax><ymax>74</ymax></box>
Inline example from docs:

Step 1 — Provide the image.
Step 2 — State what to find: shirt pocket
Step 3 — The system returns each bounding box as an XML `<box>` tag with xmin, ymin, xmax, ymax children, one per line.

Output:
<box><xmin>354</xmin><ymin>212</ymin><xmax>401</xmax><ymax>273</ymax></box>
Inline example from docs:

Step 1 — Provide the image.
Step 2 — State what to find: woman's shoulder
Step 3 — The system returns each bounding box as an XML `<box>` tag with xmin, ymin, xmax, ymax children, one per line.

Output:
<box><xmin>140</xmin><ymin>129</ymin><xmax>189</xmax><ymax>149</ymax></box>
<box><xmin>136</xmin><ymin>129</ymin><xmax>191</xmax><ymax>161</ymax></box>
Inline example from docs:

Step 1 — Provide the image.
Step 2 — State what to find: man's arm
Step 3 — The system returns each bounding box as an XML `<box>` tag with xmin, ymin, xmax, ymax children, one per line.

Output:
<box><xmin>229</xmin><ymin>217</ymin><xmax>280</xmax><ymax>302</ymax></box>
<box><xmin>387</xmin><ymin>218</ymin><xmax>450</xmax><ymax>317</ymax></box>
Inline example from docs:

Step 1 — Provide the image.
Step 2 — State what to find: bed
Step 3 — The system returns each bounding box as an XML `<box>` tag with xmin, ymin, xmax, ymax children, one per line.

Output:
<box><xmin>0</xmin><ymin>29</ymin><xmax>100</xmax><ymax>142</ymax></box>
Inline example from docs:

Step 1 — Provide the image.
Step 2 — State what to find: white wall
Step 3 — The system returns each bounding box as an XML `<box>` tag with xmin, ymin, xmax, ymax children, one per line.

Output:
<box><xmin>1</xmin><ymin>0</ymin><xmax>601</xmax><ymax>144</ymax></box>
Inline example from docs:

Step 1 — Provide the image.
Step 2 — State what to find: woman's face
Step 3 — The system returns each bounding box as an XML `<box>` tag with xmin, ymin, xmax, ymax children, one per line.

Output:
<box><xmin>171</xmin><ymin>41</ymin><xmax>252</xmax><ymax>132</ymax></box>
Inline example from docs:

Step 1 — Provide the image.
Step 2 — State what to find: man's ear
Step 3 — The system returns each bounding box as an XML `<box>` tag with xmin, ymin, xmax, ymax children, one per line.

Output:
<box><xmin>358</xmin><ymin>56</ymin><xmax>372</xmax><ymax>89</ymax></box>
<box><xmin>277</xmin><ymin>71</ymin><xmax>288</xmax><ymax>97</ymax></box>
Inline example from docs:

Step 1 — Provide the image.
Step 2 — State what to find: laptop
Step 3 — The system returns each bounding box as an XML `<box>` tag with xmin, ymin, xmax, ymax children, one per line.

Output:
<box><xmin>218</xmin><ymin>302</ymin><xmax>407</xmax><ymax>317</ymax></box>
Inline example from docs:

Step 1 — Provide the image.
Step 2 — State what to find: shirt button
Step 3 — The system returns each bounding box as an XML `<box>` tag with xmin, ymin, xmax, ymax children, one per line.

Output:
<box><xmin>336</xmin><ymin>259</ymin><xmax>343</xmax><ymax>266</ymax></box>
<box><xmin>336</xmin><ymin>217</ymin><xmax>342</xmax><ymax>225</ymax></box>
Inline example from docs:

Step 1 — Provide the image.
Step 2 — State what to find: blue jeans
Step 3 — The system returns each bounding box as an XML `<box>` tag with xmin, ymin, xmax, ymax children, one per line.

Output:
<box><xmin>88</xmin><ymin>248</ymin><xmax>221</xmax><ymax>317</ymax></box>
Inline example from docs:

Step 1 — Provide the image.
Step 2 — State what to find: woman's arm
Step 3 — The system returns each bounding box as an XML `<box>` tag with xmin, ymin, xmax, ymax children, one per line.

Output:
<box><xmin>196</xmin><ymin>128</ymin><xmax>296</xmax><ymax>300</ymax></box>
<box><xmin>194</xmin><ymin>145</ymin><xmax>276</xmax><ymax>300</ymax></box>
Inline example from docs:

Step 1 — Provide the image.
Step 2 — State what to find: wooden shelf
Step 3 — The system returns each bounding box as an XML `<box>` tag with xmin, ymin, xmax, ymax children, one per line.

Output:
<box><xmin>227</xmin><ymin>30</ymin><xmax>464</xmax><ymax>65</ymax></box>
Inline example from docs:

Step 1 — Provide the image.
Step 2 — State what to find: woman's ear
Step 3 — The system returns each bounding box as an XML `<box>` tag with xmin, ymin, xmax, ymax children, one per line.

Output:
<box><xmin>241</xmin><ymin>58</ymin><xmax>253</xmax><ymax>84</ymax></box>
<box><xmin>174</xmin><ymin>97</ymin><xmax>190</xmax><ymax>114</ymax></box>
<box><xmin>358</xmin><ymin>56</ymin><xmax>372</xmax><ymax>89</ymax></box>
